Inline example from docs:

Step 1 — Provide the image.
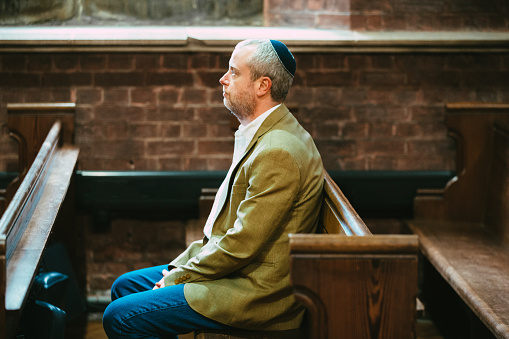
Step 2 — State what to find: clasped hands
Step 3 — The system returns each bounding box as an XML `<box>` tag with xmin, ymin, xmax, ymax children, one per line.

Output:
<box><xmin>153</xmin><ymin>268</ymin><xmax>172</xmax><ymax>290</ymax></box>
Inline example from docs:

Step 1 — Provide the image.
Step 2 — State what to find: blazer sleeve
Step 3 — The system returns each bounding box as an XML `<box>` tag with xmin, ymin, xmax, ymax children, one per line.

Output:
<box><xmin>164</xmin><ymin>146</ymin><xmax>301</xmax><ymax>287</ymax></box>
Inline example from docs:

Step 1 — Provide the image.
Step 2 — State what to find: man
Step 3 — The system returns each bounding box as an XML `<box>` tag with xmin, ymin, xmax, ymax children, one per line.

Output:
<box><xmin>103</xmin><ymin>39</ymin><xmax>324</xmax><ymax>338</ymax></box>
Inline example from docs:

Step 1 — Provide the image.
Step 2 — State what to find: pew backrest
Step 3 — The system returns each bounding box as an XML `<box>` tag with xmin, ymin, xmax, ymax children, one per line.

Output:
<box><xmin>0</xmin><ymin>103</ymin><xmax>79</xmax><ymax>339</ymax></box>
<box><xmin>289</xmin><ymin>170</ymin><xmax>418</xmax><ymax>339</ymax></box>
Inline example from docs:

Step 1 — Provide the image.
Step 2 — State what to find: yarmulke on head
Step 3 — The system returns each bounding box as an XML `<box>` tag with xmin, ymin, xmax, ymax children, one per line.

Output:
<box><xmin>270</xmin><ymin>40</ymin><xmax>296</xmax><ymax>77</ymax></box>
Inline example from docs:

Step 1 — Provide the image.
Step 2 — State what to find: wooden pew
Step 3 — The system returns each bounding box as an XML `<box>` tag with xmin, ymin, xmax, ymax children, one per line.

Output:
<box><xmin>195</xmin><ymin>171</ymin><xmax>419</xmax><ymax>339</ymax></box>
<box><xmin>406</xmin><ymin>103</ymin><xmax>509</xmax><ymax>339</ymax></box>
<box><xmin>0</xmin><ymin>103</ymin><xmax>79</xmax><ymax>339</ymax></box>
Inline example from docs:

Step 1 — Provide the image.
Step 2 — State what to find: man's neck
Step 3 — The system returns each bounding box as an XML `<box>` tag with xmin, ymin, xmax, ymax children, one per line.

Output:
<box><xmin>239</xmin><ymin>101</ymin><xmax>281</xmax><ymax>126</ymax></box>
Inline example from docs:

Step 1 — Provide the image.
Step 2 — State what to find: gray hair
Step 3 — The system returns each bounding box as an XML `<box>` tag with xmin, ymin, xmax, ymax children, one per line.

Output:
<box><xmin>235</xmin><ymin>39</ymin><xmax>294</xmax><ymax>102</ymax></box>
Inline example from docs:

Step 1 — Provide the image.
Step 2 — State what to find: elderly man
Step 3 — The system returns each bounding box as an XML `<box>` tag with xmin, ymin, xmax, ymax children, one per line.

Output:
<box><xmin>103</xmin><ymin>39</ymin><xmax>323</xmax><ymax>338</ymax></box>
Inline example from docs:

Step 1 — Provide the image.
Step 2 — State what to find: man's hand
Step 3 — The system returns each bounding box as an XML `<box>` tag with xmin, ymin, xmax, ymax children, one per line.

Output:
<box><xmin>153</xmin><ymin>269</ymin><xmax>171</xmax><ymax>290</ymax></box>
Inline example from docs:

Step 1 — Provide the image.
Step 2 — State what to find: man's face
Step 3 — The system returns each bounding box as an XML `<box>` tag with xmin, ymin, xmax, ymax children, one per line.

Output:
<box><xmin>219</xmin><ymin>45</ymin><xmax>257</xmax><ymax>122</ymax></box>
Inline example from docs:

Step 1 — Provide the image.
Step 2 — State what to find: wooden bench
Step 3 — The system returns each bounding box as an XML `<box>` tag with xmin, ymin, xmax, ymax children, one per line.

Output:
<box><xmin>406</xmin><ymin>103</ymin><xmax>509</xmax><ymax>339</ymax></box>
<box><xmin>195</xmin><ymin>171</ymin><xmax>419</xmax><ymax>339</ymax></box>
<box><xmin>0</xmin><ymin>103</ymin><xmax>79</xmax><ymax>339</ymax></box>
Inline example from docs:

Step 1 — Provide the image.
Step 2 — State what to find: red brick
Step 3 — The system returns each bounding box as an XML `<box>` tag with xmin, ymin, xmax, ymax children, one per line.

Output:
<box><xmin>147</xmin><ymin>140</ymin><xmax>195</xmax><ymax>156</ymax></box>
<box><xmin>342</xmin><ymin>88</ymin><xmax>368</xmax><ymax>105</ymax></box>
<box><xmin>207</xmin><ymin>122</ymin><xmax>234</xmax><ymax>138</ymax></box>
<box><xmin>395</xmin><ymin>123</ymin><xmax>422</xmax><ymax>138</ymax></box>
<box><xmin>135</xmin><ymin>54</ymin><xmax>160</xmax><ymax>70</ymax></box>
<box><xmin>86</xmin><ymin>140</ymin><xmax>144</xmax><ymax>157</ymax></box>
<box><xmin>132</xmin><ymin>123</ymin><xmax>160</xmax><ymax>139</ymax></box>
<box><xmin>159</xmin><ymin>158</ymin><xmax>184</xmax><ymax>171</ymax></box>
<box><xmin>370</xmin><ymin>157</ymin><xmax>395</xmax><ymax>170</ymax></box>
<box><xmin>358</xmin><ymin>139</ymin><xmax>405</xmax><ymax>155</ymax></box>
<box><xmin>75</xmin><ymin>107</ymin><xmax>94</xmax><ymax>124</ymax></box>
<box><xmin>369</xmin><ymin>123</ymin><xmax>394</xmax><ymax>138</ymax></box>
<box><xmin>371</xmin><ymin>55</ymin><xmax>394</xmax><ymax>69</ymax></box>
<box><xmin>307</xmin><ymin>0</ymin><xmax>323</xmax><ymax>11</ymax></box>
<box><xmin>181</xmin><ymin>88</ymin><xmax>207</xmax><ymax>104</ymax></box>
<box><xmin>24</xmin><ymin>89</ymin><xmax>55</xmax><ymax>102</ymax></box>
<box><xmin>361</xmin><ymin>72</ymin><xmax>406</xmax><ymax>86</ymax></box>
<box><xmin>104</xmin><ymin>122</ymin><xmax>131</xmax><ymax>140</ymax></box>
<box><xmin>191</xmin><ymin>54</ymin><xmax>214</xmax><ymax>69</ymax></box>
<box><xmin>160</xmin><ymin>123</ymin><xmax>181</xmax><ymax>138</ymax></box>
<box><xmin>80</xmin><ymin>54</ymin><xmax>107</xmax><ymax>71</ymax></box>
<box><xmin>319</xmin><ymin>54</ymin><xmax>346</xmax><ymax>70</ymax></box>
<box><xmin>307</xmin><ymin>71</ymin><xmax>356</xmax><ymax>86</ymax></box>
<box><xmin>407</xmin><ymin>140</ymin><xmax>454</xmax><ymax>156</ymax></box>
<box><xmin>315</xmin><ymin>140</ymin><xmax>356</xmax><ymax>156</ymax></box>
<box><xmin>103</xmin><ymin>89</ymin><xmax>129</xmax><ymax>105</ymax></box>
<box><xmin>346</xmin><ymin>55</ymin><xmax>371</xmax><ymax>70</ymax></box>
<box><xmin>312</xmin><ymin>107</ymin><xmax>351</xmax><ymax>121</ymax></box>
<box><xmin>95</xmin><ymin>106</ymin><xmax>145</xmax><ymax>122</ymax></box>
<box><xmin>159</xmin><ymin>88</ymin><xmax>181</xmax><ymax>106</ymax></box>
<box><xmin>95</xmin><ymin>72</ymin><xmax>144</xmax><ymax>87</ymax></box>
<box><xmin>27</xmin><ymin>55</ymin><xmax>51</xmax><ymax>71</ymax></box>
<box><xmin>393</xmin><ymin>89</ymin><xmax>417</xmax><ymax>104</ymax></box>
<box><xmin>108</xmin><ymin>55</ymin><xmax>134</xmax><ymax>70</ymax></box>
<box><xmin>409</xmin><ymin>106</ymin><xmax>444</xmax><ymax>121</ymax></box>
<box><xmin>314</xmin><ymin>88</ymin><xmax>342</xmax><ymax>106</ymax></box>
<box><xmin>380</xmin><ymin>14</ymin><xmax>407</xmax><ymax>30</ymax></box>
<box><xmin>182</xmin><ymin>122</ymin><xmax>207</xmax><ymax>137</ymax></box>
<box><xmin>145</xmin><ymin>72</ymin><xmax>193</xmax><ymax>87</ymax></box>
<box><xmin>207</xmin><ymin>158</ymin><xmax>232</xmax><ymax>171</ymax></box>
<box><xmin>209</xmin><ymin>87</ymin><xmax>224</xmax><ymax>104</ymax></box>
<box><xmin>341</xmin><ymin>158</ymin><xmax>367</xmax><ymax>170</ymax></box>
<box><xmin>147</xmin><ymin>107</ymin><xmax>194</xmax><ymax>121</ymax></box>
<box><xmin>465</xmin><ymin>71</ymin><xmax>509</xmax><ymax>87</ymax></box>
<box><xmin>182</xmin><ymin>158</ymin><xmax>209</xmax><ymax>171</ymax></box>
<box><xmin>162</xmin><ymin>54</ymin><xmax>189</xmax><ymax>70</ymax></box>
<box><xmin>325</xmin><ymin>0</ymin><xmax>350</xmax><ymax>11</ymax></box>
<box><xmin>395</xmin><ymin>157</ymin><xmax>451</xmax><ymax>171</ymax></box>
<box><xmin>198</xmin><ymin>140</ymin><xmax>233</xmax><ymax>155</ymax></box>
<box><xmin>1</xmin><ymin>88</ymin><xmax>23</xmax><ymax>103</ymax></box>
<box><xmin>77</xmin><ymin>89</ymin><xmax>103</xmax><ymax>104</ymax></box>
<box><xmin>197</xmin><ymin>106</ymin><xmax>230</xmax><ymax>122</ymax></box>
<box><xmin>53</xmin><ymin>54</ymin><xmax>79</xmax><ymax>71</ymax></box>
<box><xmin>131</xmin><ymin>88</ymin><xmax>156</xmax><ymax>105</ymax></box>
<box><xmin>312</xmin><ymin>122</ymin><xmax>339</xmax><ymax>139</ymax></box>
<box><xmin>342</xmin><ymin>123</ymin><xmax>368</xmax><ymax>139</ymax></box>
<box><xmin>368</xmin><ymin>89</ymin><xmax>394</xmax><ymax>104</ymax></box>
<box><xmin>1</xmin><ymin>54</ymin><xmax>26</xmax><ymax>71</ymax></box>
<box><xmin>0</xmin><ymin>73</ymin><xmax>40</xmax><ymax>87</ymax></box>
<box><xmin>42</xmin><ymin>72</ymin><xmax>92</xmax><ymax>87</ymax></box>
<box><xmin>197</xmin><ymin>71</ymin><xmax>224</xmax><ymax>87</ymax></box>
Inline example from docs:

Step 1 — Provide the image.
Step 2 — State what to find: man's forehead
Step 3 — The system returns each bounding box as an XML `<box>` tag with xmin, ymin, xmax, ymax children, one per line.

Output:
<box><xmin>230</xmin><ymin>45</ymin><xmax>255</xmax><ymax>67</ymax></box>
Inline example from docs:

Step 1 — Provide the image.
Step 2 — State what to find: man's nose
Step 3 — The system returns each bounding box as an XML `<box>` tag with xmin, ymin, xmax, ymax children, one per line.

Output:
<box><xmin>219</xmin><ymin>72</ymin><xmax>228</xmax><ymax>85</ymax></box>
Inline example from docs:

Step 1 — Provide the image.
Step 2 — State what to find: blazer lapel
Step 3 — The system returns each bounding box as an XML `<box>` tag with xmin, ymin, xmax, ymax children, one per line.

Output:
<box><xmin>210</xmin><ymin>105</ymin><xmax>290</xmax><ymax>233</ymax></box>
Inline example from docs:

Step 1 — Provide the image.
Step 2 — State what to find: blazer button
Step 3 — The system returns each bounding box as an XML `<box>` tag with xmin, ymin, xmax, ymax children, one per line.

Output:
<box><xmin>174</xmin><ymin>279</ymin><xmax>179</xmax><ymax>285</ymax></box>
<box><xmin>186</xmin><ymin>274</ymin><xmax>191</xmax><ymax>279</ymax></box>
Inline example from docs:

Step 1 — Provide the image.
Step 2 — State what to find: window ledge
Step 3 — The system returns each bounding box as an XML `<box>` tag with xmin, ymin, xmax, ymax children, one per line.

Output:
<box><xmin>1</xmin><ymin>26</ymin><xmax>508</xmax><ymax>52</ymax></box>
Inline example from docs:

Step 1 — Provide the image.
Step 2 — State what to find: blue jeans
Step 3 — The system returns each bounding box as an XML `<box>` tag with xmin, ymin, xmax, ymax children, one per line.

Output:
<box><xmin>102</xmin><ymin>265</ymin><xmax>231</xmax><ymax>339</ymax></box>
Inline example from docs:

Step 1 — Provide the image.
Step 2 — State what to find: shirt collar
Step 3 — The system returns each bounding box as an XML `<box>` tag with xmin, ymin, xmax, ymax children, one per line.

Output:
<box><xmin>237</xmin><ymin>104</ymin><xmax>281</xmax><ymax>142</ymax></box>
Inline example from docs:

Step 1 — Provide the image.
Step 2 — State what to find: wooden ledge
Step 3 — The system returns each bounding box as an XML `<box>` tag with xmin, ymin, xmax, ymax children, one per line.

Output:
<box><xmin>407</xmin><ymin>220</ymin><xmax>509</xmax><ymax>339</ymax></box>
<box><xmin>0</xmin><ymin>27</ymin><xmax>508</xmax><ymax>53</ymax></box>
<box><xmin>289</xmin><ymin>234</ymin><xmax>419</xmax><ymax>254</ymax></box>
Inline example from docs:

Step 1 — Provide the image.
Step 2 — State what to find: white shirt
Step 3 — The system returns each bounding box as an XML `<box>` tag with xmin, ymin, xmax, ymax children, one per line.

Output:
<box><xmin>204</xmin><ymin>104</ymin><xmax>282</xmax><ymax>238</ymax></box>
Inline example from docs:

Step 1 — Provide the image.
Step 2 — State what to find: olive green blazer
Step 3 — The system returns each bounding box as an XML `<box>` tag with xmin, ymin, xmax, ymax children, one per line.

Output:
<box><xmin>164</xmin><ymin>104</ymin><xmax>324</xmax><ymax>330</ymax></box>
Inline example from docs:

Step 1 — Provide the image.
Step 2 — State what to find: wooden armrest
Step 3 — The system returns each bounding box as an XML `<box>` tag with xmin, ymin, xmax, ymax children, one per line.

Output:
<box><xmin>289</xmin><ymin>234</ymin><xmax>418</xmax><ymax>254</ymax></box>
<box><xmin>5</xmin><ymin>146</ymin><xmax>79</xmax><ymax>311</ymax></box>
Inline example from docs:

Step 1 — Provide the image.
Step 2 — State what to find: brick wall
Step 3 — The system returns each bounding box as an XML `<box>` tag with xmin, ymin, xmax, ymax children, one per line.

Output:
<box><xmin>2</xmin><ymin>50</ymin><xmax>508</xmax><ymax>294</ymax></box>
<box><xmin>265</xmin><ymin>0</ymin><xmax>509</xmax><ymax>31</ymax></box>
<box><xmin>2</xmin><ymin>51</ymin><xmax>509</xmax><ymax>173</ymax></box>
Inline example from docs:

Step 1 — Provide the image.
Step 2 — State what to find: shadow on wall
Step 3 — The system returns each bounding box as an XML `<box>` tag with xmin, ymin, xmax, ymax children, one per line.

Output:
<box><xmin>0</xmin><ymin>0</ymin><xmax>263</xmax><ymax>26</ymax></box>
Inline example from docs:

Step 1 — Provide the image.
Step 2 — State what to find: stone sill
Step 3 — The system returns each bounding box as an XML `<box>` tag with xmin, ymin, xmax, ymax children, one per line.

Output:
<box><xmin>1</xmin><ymin>26</ymin><xmax>509</xmax><ymax>53</ymax></box>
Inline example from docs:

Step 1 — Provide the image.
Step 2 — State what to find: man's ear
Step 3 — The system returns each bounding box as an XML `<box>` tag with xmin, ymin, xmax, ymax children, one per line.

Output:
<box><xmin>256</xmin><ymin>76</ymin><xmax>272</xmax><ymax>97</ymax></box>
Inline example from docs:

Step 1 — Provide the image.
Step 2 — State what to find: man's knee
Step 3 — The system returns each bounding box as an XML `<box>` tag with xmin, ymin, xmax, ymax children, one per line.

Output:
<box><xmin>103</xmin><ymin>300</ymin><xmax>123</xmax><ymax>338</ymax></box>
